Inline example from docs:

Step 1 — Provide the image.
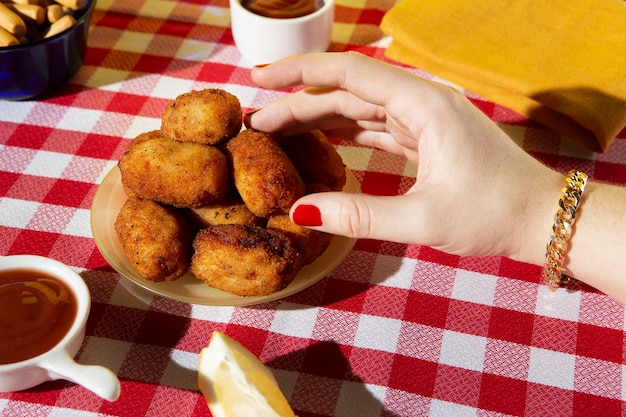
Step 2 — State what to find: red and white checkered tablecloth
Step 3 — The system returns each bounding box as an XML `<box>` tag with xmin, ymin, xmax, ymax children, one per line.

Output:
<box><xmin>1</xmin><ymin>0</ymin><xmax>626</xmax><ymax>416</ymax></box>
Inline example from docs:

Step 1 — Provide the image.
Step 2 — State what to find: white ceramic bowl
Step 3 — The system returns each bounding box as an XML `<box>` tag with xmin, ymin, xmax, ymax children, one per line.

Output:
<box><xmin>229</xmin><ymin>0</ymin><xmax>334</xmax><ymax>64</ymax></box>
<box><xmin>0</xmin><ymin>255</ymin><xmax>120</xmax><ymax>401</ymax></box>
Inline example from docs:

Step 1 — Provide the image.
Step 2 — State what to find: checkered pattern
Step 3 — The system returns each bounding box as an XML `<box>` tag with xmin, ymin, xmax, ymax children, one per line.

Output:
<box><xmin>1</xmin><ymin>0</ymin><xmax>625</xmax><ymax>416</ymax></box>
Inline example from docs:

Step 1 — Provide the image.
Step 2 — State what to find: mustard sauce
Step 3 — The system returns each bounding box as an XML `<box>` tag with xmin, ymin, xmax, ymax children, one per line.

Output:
<box><xmin>0</xmin><ymin>269</ymin><xmax>77</xmax><ymax>364</ymax></box>
<box><xmin>242</xmin><ymin>0</ymin><xmax>319</xmax><ymax>19</ymax></box>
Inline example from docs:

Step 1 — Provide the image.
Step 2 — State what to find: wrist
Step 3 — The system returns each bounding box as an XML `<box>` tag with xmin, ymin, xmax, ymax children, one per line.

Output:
<box><xmin>506</xmin><ymin>166</ymin><xmax>563</xmax><ymax>267</ymax></box>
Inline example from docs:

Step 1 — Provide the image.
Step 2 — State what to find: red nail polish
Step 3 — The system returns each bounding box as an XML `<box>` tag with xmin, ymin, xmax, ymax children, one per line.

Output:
<box><xmin>292</xmin><ymin>204</ymin><xmax>322</xmax><ymax>226</ymax></box>
<box><xmin>253</xmin><ymin>63</ymin><xmax>270</xmax><ymax>68</ymax></box>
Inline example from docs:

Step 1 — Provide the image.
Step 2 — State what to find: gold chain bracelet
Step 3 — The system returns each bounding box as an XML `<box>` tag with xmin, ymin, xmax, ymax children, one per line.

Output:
<box><xmin>543</xmin><ymin>170</ymin><xmax>588</xmax><ymax>291</ymax></box>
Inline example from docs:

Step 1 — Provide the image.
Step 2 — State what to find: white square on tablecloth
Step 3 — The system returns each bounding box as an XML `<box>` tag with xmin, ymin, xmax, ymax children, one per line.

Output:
<box><xmin>535</xmin><ymin>285</ymin><xmax>581</xmax><ymax>322</ymax></box>
<box><xmin>24</xmin><ymin>150</ymin><xmax>73</xmax><ymax>178</ymax></box>
<box><xmin>115</xmin><ymin>31</ymin><xmax>156</xmax><ymax>54</ymax></box>
<box><xmin>63</xmin><ymin>208</ymin><xmax>91</xmax><ymax>238</ymax></box>
<box><xmin>353</xmin><ymin>315</ymin><xmax>402</xmax><ymax>353</ymax></box>
<box><xmin>85</xmin><ymin>67</ymin><xmax>128</xmax><ymax>92</ymax></box>
<box><xmin>451</xmin><ymin>270</ymin><xmax>497</xmax><ymax>306</ymax></box>
<box><xmin>371</xmin><ymin>255</ymin><xmax>415</xmax><ymax>289</ymax></box>
<box><xmin>151</xmin><ymin>76</ymin><xmax>195</xmax><ymax>100</ymax></box>
<box><xmin>429</xmin><ymin>399</ymin><xmax>477</xmax><ymax>417</ymax></box>
<box><xmin>336</xmin><ymin>146</ymin><xmax>374</xmax><ymax>172</ymax></box>
<box><xmin>270</xmin><ymin>302</ymin><xmax>318</xmax><ymax>338</ymax></box>
<box><xmin>109</xmin><ymin>279</ymin><xmax>154</xmax><ymax>309</ymax></box>
<box><xmin>335</xmin><ymin>381</ymin><xmax>386</xmax><ymax>417</ymax></box>
<box><xmin>160</xmin><ymin>349</ymin><xmax>199</xmax><ymax>391</ymax></box>
<box><xmin>0</xmin><ymin>198</ymin><xmax>39</xmax><ymax>228</ymax></box>
<box><xmin>190</xmin><ymin>305</ymin><xmax>235</xmax><ymax>323</ymax></box>
<box><xmin>79</xmin><ymin>336</ymin><xmax>131</xmax><ymax>375</ymax></box>
<box><xmin>138</xmin><ymin>0</ymin><xmax>175</xmax><ymax>19</ymax></box>
<box><xmin>175</xmin><ymin>40</ymin><xmax>216</xmax><ymax>62</ymax></box>
<box><xmin>0</xmin><ymin>100</ymin><xmax>35</xmax><ymax>123</ymax></box>
<box><xmin>123</xmin><ymin>115</ymin><xmax>162</xmax><ymax>139</ymax></box>
<box><xmin>528</xmin><ymin>347</ymin><xmax>575</xmax><ymax>390</ymax></box>
<box><xmin>439</xmin><ymin>330</ymin><xmax>487</xmax><ymax>372</ymax></box>
<box><xmin>271</xmin><ymin>369</ymin><xmax>299</xmax><ymax>402</ymax></box>
<box><xmin>49</xmin><ymin>408</ymin><xmax>99</xmax><ymax>417</ymax></box>
<box><xmin>56</xmin><ymin>107</ymin><xmax>102</xmax><ymax>133</ymax></box>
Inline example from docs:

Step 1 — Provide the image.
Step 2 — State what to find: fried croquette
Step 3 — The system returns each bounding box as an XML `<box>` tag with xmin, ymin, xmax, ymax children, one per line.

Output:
<box><xmin>227</xmin><ymin>129</ymin><xmax>305</xmax><ymax>217</ymax></box>
<box><xmin>119</xmin><ymin>137</ymin><xmax>230</xmax><ymax>208</ymax></box>
<box><xmin>278</xmin><ymin>130</ymin><xmax>346</xmax><ymax>191</ymax></box>
<box><xmin>114</xmin><ymin>196</ymin><xmax>193</xmax><ymax>282</ymax></box>
<box><xmin>161</xmin><ymin>89</ymin><xmax>242</xmax><ymax>145</ymax></box>
<box><xmin>191</xmin><ymin>224</ymin><xmax>302</xmax><ymax>296</ymax></box>
<box><xmin>126</xmin><ymin>130</ymin><xmax>164</xmax><ymax>151</ymax></box>
<box><xmin>188</xmin><ymin>192</ymin><xmax>265</xmax><ymax>228</ymax></box>
<box><xmin>267</xmin><ymin>214</ymin><xmax>332</xmax><ymax>266</ymax></box>
<box><xmin>121</xmin><ymin>131</ymin><xmax>167</xmax><ymax>197</ymax></box>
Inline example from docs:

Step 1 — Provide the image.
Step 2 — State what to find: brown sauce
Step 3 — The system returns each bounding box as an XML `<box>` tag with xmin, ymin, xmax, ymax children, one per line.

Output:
<box><xmin>242</xmin><ymin>0</ymin><xmax>319</xmax><ymax>19</ymax></box>
<box><xmin>0</xmin><ymin>269</ymin><xmax>77</xmax><ymax>365</ymax></box>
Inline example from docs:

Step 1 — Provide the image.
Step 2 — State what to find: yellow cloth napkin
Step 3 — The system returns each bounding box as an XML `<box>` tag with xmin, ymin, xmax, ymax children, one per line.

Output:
<box><xmin>380</xmin><ymin>0</ymin><xmax>626</xmax><ymax>152</ymax></box>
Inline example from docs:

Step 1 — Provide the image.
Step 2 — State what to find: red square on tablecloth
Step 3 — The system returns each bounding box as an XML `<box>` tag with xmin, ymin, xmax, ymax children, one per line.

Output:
<box><xmin>225</xmin><ymin>324</ymin><xmax>270</xmax><ymax>358</ymax></box>
<box><xmin>576</xmin><ymin>323</ymin><xmax>623</xmax><ymax>363</ymax></box>
<box><xmin>7</xmin><ymin>125</ymin><xmax>52</xmax><ymax>150</ymax></box>
<box><xmin>7</xmin><ymin>229</ymin><xmax>58</xmax><ymax>256</ymax></box>
<box><xmin>359</xmin><ymin>171</ymin><xmax>401</xmax><ymax>196</ymax></box>
<box><xmin>77</xmin><ymin>133</ymin><xmax>125</xmax><ymax>160</ymax></box>
<box><xmin>135</xmin><ymin>310</ymin><xmax>192</xmax><ymax>347</ymax></box>
<box><xmin>44</xmin><ymin>179</ymin><xmax>93</xmax><ymax>207</ymax></box>
<box><xmin>418</xmin><ymin>246</ymin><xmax>460</xmax><ymax>268</ymax></box>
<box><xmin>106</xmin><ymin>92</ymin><xmax>150</xmax><ymax>116</ymax></box>
<box><xmin>387</xmin><ymin>355</ymin><xmax>438</xmax><ymax>397</ymax></box>
<box><xmin>498</xmin><ymin>257</ymin><xmax>540</xmax><ymax>283</ymax></box>
<box><xmin>320</xmin><ymin>279</ymin><xmax>369</xmax><ymax>312</ymax></box>
<box><xmin>488</xmin><ymin>307</ymin><xmax>535</xmax><ymax>345</ymax></box>
<box><xmin>572</xmin><ymin>392</ymin><xmax>623</xmax><ymax>417</ymax></box>
<box><xmin>301</xmin><ymin>340</ymin><xmax>353</xmax><ymax>380</ymax></box>
<box><xmin>98</xmin><ymin>381</ymin><xmax>157</xmax><ymax>416</ymax></box>
<box><xmin>157</xmin><ymin>19</ymin><xmax>194</xmax><ymax>38</ymax></box>
<box><xmin>478</xmin><ymin>373</ymin><xmax>528</xmax><ymax>416</ymax></box>
<box><xmin>133</xmin><ymin>54</ymin><xmax>175</xmax><ymax>74</ymax></box>
<box><xmin>402</xmin><ymin>292</ymin><xmax>450</xmax><ymax>329</ymax></box>
<box><xmin>593</xmin><ymin>161</ymin><xmax>626</xmax><ymax>185</ymax></box>
<box><xmin>196</xmin><ymin>62</ymin><xmax>237</xmax><ymax>83</ymax></box>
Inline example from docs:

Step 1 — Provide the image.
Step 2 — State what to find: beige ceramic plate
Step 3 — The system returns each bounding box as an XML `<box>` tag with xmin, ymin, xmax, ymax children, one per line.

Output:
<box><xmin>90</xmin><ymin>165</ymin><xmax>359</xmax><ymax>306</ymax></box>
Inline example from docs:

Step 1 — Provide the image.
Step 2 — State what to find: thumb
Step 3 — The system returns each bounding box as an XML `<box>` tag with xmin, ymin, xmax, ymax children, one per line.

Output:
<box><xmin>289</xmin><ymin>192</ymin><xmax>430</xmax><ymax>245</ymax></box>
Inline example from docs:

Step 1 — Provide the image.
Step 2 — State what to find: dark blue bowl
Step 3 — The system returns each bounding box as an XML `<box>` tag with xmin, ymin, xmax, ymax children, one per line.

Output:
<box><xmin>0</xmin><ymin>0</ymin><xmax>96</xmax><ymax>101</ymax></box>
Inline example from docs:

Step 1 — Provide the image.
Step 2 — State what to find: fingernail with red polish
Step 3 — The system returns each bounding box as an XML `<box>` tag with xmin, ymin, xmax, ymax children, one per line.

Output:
<box><xmin>292</xmin><ymin>204</ymin><xmax>322</xmax><ymax>226</ymax></box>
<box><xmin>253</xmin><ymin>63</ymin><xmax>270</xmax><ymax>68</ymax></box>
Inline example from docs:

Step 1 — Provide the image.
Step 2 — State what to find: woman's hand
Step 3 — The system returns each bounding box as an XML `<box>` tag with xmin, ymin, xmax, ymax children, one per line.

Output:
<box><xmin>246</xmin><ymin>52</ymin><xmax>561</xmax><ymax>264</ymax></box>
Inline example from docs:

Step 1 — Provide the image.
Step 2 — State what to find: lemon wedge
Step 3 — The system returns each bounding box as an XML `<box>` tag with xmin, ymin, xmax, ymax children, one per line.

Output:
<box><xmin>198</xmin><ymin>331</ymin><xmax>297</xmax><ymax>417</ymax></box>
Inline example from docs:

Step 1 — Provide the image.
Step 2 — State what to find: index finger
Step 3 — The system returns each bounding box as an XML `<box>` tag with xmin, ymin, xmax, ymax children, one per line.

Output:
<box><xmin>251</xmin><ymin>52</ymin><xmax>437</xmax><ymax>109</ymax></box>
